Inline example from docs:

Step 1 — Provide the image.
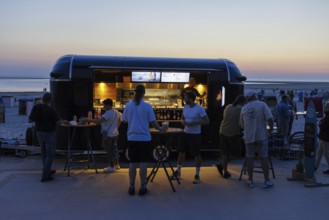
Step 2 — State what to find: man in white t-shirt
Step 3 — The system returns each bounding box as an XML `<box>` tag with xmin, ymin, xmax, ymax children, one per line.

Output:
<box><xmin>172</xmin><ymin>91</ymin><xmax>209</xmax><ymax>184</ymax></box>
<box><xmin>240</xmin><ymin>91</ymin><xmax>274</xmax><ymax>188</ymax></box>
<box><xmin>89</xmin><ymin>98</ymin><xmax>121</xmax><ymax>173</ymax></box>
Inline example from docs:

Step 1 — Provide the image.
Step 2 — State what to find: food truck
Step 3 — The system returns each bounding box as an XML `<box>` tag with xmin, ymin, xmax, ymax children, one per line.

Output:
<box><xmin>50</xmin><ymin>54</ymin><xmax>246</xmax><ymax>160</ymax></box>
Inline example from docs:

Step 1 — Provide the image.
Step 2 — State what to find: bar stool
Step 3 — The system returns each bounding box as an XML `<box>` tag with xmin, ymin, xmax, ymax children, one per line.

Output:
<box><xmin>239</xmin><ymin>154</ymin><xmax>275</xmax><ymax>180</ymax></box>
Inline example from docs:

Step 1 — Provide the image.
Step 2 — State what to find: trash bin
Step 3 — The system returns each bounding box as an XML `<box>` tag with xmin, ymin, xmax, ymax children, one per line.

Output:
<box><xmin>1</xmin><ymin>96</ymin><xmax>15</xmax><ymax>108</ymax></box>
<box><xmin>26</xmin><ymin>101</ymin><xmax>34</xmax><ymax>116</ymax></box>
<box><xmin>0</xmin><ymin>113</ymin><xmax>4</xmax><ymax>123</ymax></box>
<box><xmin>0</xmin><ymin>98</ymin><xmax>5</xmax><ymax>123</ymax></box>
<box><xmin>19</xmin><ymin>98</ymin><xmax>33</xmax><ymax>115</ymax></box>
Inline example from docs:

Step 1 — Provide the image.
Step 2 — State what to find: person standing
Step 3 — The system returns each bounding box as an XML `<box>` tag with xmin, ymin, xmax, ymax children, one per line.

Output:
<box><xmin>287</xmin><ymin>94</ymin><xmax>297</xmax><ymax>136</ymax></box>
<box><xmin>276</xmin><ymin>95</ymin><xmax>290</xmax><ymax>138</ymax></box>
<box><xmin>216</xmin><ymin>95</ymin><xmax>246</xmax><ymax>178</ymax></box>
<box><xmin>181</xmin><ymin>78</ymin><xmax>206</xmax><ymax>106</ymax></box>
<box><xmin>315</xmin><ymin>102</ymin><xmax>329</xmax><ymax>174</ymax></box>
<box><xmin>29</xmin><ymin>93</ymin><xmax>60</xmax><ymax>182</ymax></box>
<box><xmin>88</xmin><ymin>98</ymin><xmax>121</xmax><ymax>173</ymax></box>
<box><xmin>122</xmin><ymin>85</ymin><xmax>166</xmax><ymax>196</ymax></box>
<box><xmin>240</xmin><ymin>91</ymin><xmax>274</xmax><ymax>188</ymax></box>
<box><xmin>172</xmin><ymin>91</ymin><xmax>209</xmax><ymax>184</ymax></box>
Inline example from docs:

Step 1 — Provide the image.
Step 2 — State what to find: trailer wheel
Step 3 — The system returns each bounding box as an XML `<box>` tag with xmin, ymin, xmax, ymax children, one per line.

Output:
<box><xmin>26</xmin><ymin>128</ymin><xmax>33</xmax><ymax>146</ymax></box>
<box><xmin>151</xmin><ymin>145</ymin><xmax>170</xmax><ymax>162</ymax></box>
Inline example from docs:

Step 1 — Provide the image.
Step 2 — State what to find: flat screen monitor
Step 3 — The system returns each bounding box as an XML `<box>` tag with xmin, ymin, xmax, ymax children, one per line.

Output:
<box><xmin>131</xmin><ymin>71</ymin><xmax>161</xmax><ymax>82</ymax></box>
<box><xmin>161</xmin><ymin>72</ymin><xmax>190</xmax><ymax>83</ymax></box>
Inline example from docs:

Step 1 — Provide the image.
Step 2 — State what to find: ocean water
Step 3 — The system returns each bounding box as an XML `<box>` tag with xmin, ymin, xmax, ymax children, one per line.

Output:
<box><xmin>0</xmin><ymin>78</ymin><xmax>49</xmax><ymax>92</ymax></box>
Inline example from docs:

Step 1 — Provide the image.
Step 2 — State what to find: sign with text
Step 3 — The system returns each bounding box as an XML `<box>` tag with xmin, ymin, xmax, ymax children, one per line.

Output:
<box><xmin>131</xmin><ymin>71</ymin><xmax>161</xmax><ymax>82</ymax></box>
<box><xmin>161</xmin><ymin>72</ymin><xmax>190</xmax><ymax>83</ymax></box>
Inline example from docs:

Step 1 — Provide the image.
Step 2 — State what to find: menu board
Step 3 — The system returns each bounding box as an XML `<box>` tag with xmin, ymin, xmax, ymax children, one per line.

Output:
<box><xmin>161</xmin><ymin>72</ymin><xmax>190</xmax><ymax>83</ymax></box>
<box><xmin>131</xmin><ymin>71</ymin><xmax>161</xmax><ymax>82</ymax></box>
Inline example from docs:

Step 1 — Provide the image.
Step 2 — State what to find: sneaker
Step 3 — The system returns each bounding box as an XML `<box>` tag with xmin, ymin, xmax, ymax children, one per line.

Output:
<box><xmin>114</xmin><ymin>164</ymin><xmax>121</xmax><ymax>170</ymax></box>
<box><xmin>192</xmin><ymin>175</ymin><xmax>201</xmax><ymax>184</ymax></box>
<box><xmin>41</xmin><ymin>176</ymin><xmax>54</xmax><ymax>182</ymax></box>
<box><xmin>246</xmin><ymin>179</ymin><xmax>254</xmax><ymax>188</ymax></box>
<box><xmin>49</xmin><ymin>170</ymin><xmax>56</xmax><ymax>176</ymax></box>
<box><xmin>138</xmin><ymin>187</ymin><xmax>148</xmax><ymax>196</ymax></box>
<box><xmin>170</xmin><ymin>170</ymin><xmax>181</xmax><ymax>179</ymax></box>
<box><xmin>323</xmin><ymin>170</ymin><xmax>329</xmax><ymax>174</ymax></box>
<box><xmin>223</xmin><ymin>172</ymin><xmax>231</xmax><ymax>179</ymax></box>
<box><xmin>128</xmin><ymin>186</ymin><xmax>135</xmax><ymax>195</ymax></box>
<box><xmin>263</xmin><ymin>180</ymin><xmax>274</xmax><ymax>188</ymax></box>
<box><xmin>104</xmin><ymin>166</ymin><xmax>116</xmax><ymax>173</ymax></box>
<box><xmin>216</xmin><ymin>164</ymin><xmax>224</xmax><ymax>176</ymax></box>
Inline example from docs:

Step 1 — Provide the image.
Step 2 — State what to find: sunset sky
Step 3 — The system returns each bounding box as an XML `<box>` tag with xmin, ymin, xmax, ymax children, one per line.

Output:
<box><xmin>1</xmin><ymin>0</ymin><xmax>329</xmax><ymax>81</ymax></box>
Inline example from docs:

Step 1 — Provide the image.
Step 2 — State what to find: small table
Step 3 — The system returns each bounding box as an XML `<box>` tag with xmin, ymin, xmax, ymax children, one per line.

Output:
<box><xmin>147</xmin><ymin>127</ymin><xmax>183</xmax><ymax>192</ymax></box>
<box><xmin>61</xmin><ymin>123</ymin><xmax>98</xmax><ymax>176</ymax></box>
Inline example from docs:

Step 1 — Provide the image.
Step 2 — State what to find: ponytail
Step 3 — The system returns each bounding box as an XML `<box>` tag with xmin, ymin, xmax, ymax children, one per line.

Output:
<box><xmin>134</xmin><ymin>85</ymin><xmax>146</xmax><ymax>106</ymax></box>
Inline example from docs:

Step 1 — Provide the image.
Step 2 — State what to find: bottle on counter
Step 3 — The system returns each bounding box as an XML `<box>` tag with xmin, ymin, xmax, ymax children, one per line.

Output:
<box><xmin>163</xmin><ymin>110</ymin><xmax>167</xmax><ymax>120</ymax></box>
<box><xmin>177</xmin><ymin>112</ymin><xmax>180</xmax><ymax>120</ymax></box>
<box><xmin>167</xmin><ymin>110</ymin><xmax>171</xmax><ymax>120</ymax></box>
<box><xmin>73</xmin><ymin>115</ymin><xmax>77</xmax><ymax>122</ymax></box>
<box><xmin>88</xmin><ymin>111</ymin><xmax>93</xmax><ymax>120</ymax></box>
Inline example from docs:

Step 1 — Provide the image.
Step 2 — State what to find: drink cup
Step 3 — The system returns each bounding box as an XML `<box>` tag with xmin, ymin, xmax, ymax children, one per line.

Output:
<box><xmin>162</xmin><ymin>122</ymin><xmax>169</xmax><ymax>130</ymax></box>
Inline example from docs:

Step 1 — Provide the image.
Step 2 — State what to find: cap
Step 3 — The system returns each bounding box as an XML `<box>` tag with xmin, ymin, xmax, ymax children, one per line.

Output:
<box><xmin>325</xmin><ymin>102</ymin><xmax>329</xmax><ymax>112</ymax></box>
<box><xmin>246</xmin><ymin>91</ymin><xmax>256</xmax><ymax>97</ymax></box>
<box><xmin>102</xmin><ymin>98</ymin><xmax>113</xmax><ymax>106</ymax></box>
<box><xmin>134</xmin><ymin>84</ymin><xmax>145</xmax><ymax>94</ymax></box>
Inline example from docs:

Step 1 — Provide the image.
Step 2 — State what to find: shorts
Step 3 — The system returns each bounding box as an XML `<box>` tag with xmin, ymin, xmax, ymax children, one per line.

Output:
<box><xmin>220</xmin><ymin>134</ymin><xmax>242</xmax><ymax>156</ymax></box>
<box><xmin>245</xmin><ymin>139</ymin><xmax>268</xmax><ymax>158</ymax></box>
<box><xmin>128</xmin><ymin>141</ymin><xmax>151</xmax><ymax>163</ymax></box>
<box><xmin>178</xmin><ymin>133</ymin><xmax>201</xmax><ymax>156</ymax></box>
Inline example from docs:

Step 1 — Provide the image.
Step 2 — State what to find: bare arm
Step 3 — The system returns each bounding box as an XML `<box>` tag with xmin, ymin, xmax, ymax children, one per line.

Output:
<box><xmin>267</xmin><ymin>118</ymin><xmax>274</xmax><ymax>135</ymax></box>
<box><xmin>150</xmin><ymin>121</ymin><xmax>166</xmax><ymax>131</ymax></box>
<box><xmin>89</xmin><ymin>117</ymin><xmax>106</xmax><ymax>125</ymax></box>
<box><xmin>183</xmin><ymin>115</ymin><xmax>209</xmax><ymax>127</ymax></box>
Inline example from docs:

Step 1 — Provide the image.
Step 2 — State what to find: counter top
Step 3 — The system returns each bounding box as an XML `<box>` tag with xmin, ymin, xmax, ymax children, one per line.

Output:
<box><xmin>150</xmin><ymin>127</ymin><xmax>183</xmax><ymax>134</ymax></box>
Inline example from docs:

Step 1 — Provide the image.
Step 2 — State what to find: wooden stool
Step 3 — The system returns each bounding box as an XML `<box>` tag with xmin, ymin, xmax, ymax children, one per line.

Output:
<box><xmin>239</xmin><ymin>156</ymin><xmax>275</xmax><ymax>180</ymax></box>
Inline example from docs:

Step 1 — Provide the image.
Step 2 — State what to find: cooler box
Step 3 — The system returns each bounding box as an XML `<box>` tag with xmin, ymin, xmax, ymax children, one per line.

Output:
<box><xmin>1</xmin><ymin>96</ymin><xmax>15</xmax><ymax>108</ymax></box>
<box><xmin>304</xmin><ymin>95</ymin><xmax>323</xmax><ymax>117</ymax></box>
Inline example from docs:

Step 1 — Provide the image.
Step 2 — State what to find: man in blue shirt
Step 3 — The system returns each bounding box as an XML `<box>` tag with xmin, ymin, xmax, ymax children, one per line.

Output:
<box><xmin>122</xmin><ymin>85</ymin><xmax>166</xmax><ymax>196</ymax></box>
<box><xmin>276</xmin><ymin>95</ymin><xmax>290</xmax><ymax>137</ymax></box>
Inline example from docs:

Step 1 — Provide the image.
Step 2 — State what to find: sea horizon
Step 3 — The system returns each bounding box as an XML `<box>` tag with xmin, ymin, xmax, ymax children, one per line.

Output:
<box><xmin>1</xmin><ymin>76</ymin><xmax>329</xmax><ymax>83</ymax></box>
<box><xmin>0</xmin><ymin>76</ymin><xmax>328</xmax><ymax>93</ymax></box>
